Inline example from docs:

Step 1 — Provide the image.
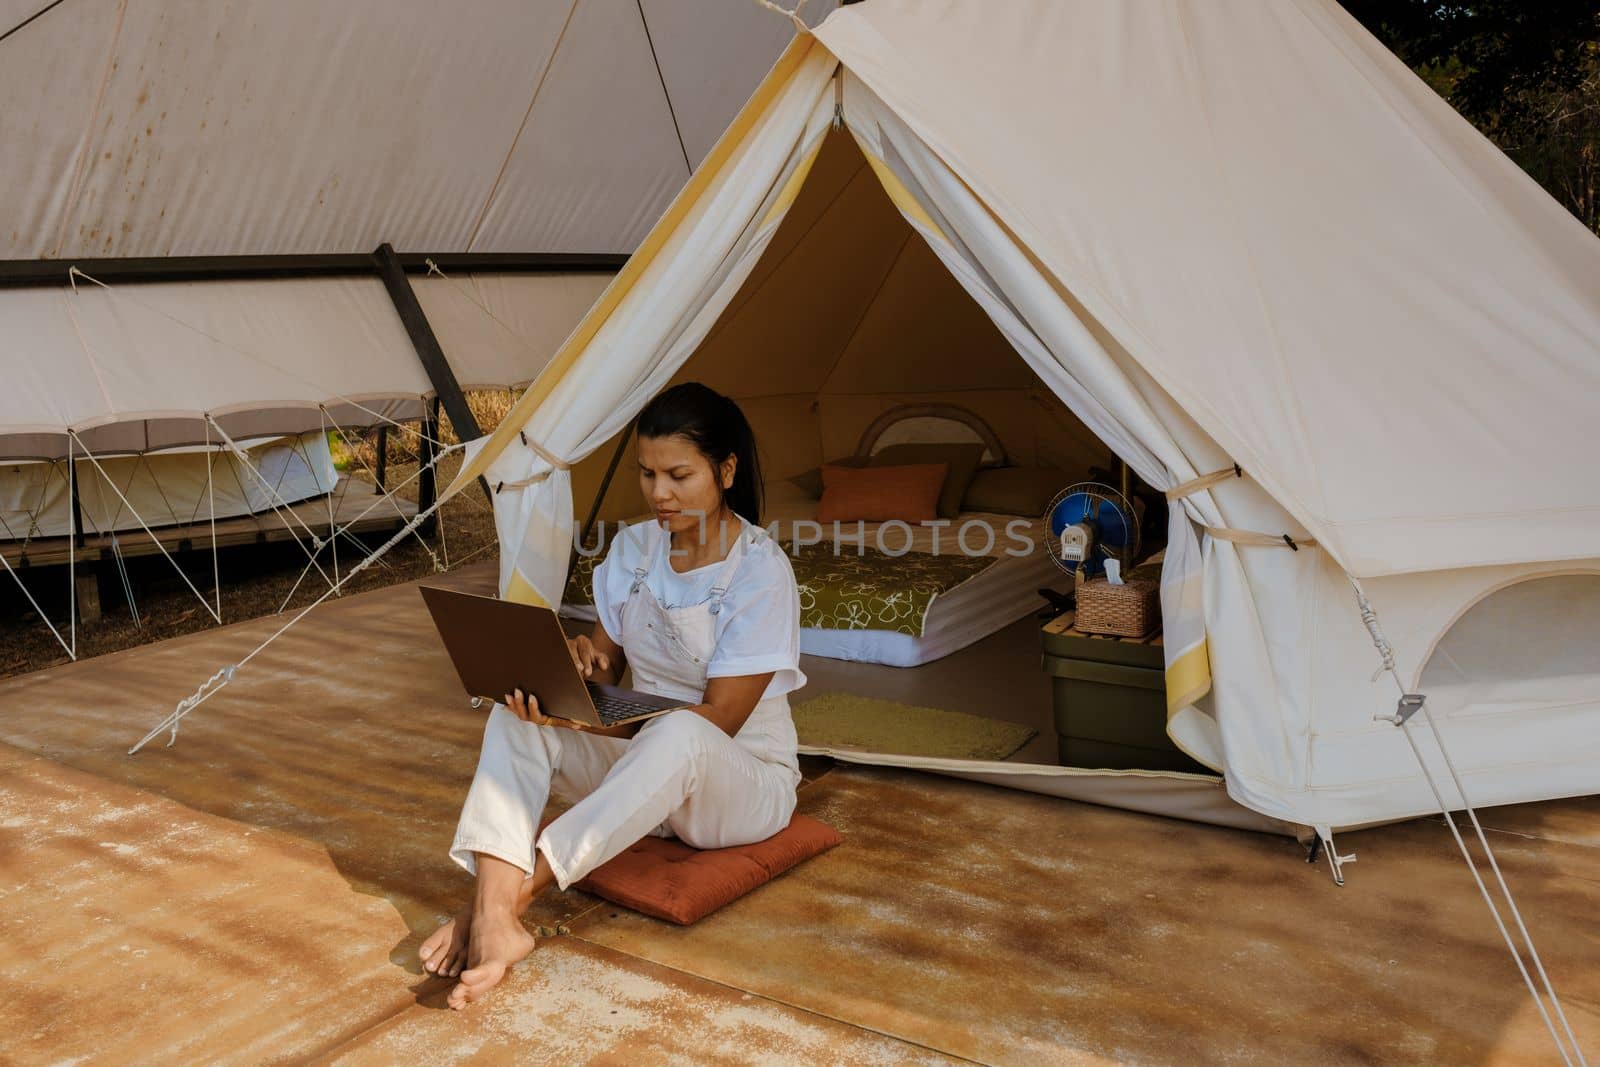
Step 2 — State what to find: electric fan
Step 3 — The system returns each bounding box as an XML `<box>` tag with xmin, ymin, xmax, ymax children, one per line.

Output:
<box><xmin>1045</xmin><ymin>481</ymin><xmax>1142</xmax><ymax>582</ymax></box>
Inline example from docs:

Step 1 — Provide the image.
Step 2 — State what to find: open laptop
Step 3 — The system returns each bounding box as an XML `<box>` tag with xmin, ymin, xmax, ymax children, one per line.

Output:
<box><xmin>419</xmin><ymin>585</ymin><xmax>690</xmax><ymax>727</ymax></box>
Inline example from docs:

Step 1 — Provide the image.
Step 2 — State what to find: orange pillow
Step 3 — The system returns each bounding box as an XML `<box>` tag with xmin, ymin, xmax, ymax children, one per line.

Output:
<box><xmin>816</xmin><ymin>462</ymin><xmax>947</xmax><ymax>524</ymax></box>
<box><xmin>573</xmin><ymin>815</ymin><xmax>842</xmax><ymax>925</ymax></box>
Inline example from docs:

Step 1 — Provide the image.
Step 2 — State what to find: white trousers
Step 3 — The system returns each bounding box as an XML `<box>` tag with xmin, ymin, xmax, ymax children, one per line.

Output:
<box><xmin>449</xmin><ymin>704</ymin><xmax>799</xmax><ymax>890</ymax></box>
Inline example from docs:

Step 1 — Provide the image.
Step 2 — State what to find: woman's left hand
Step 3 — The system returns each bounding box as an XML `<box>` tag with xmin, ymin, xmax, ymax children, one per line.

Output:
<box><xmin>504</xmin><ymin>687</ymin><xmax>590</xmax><ymax>731</ymax></box>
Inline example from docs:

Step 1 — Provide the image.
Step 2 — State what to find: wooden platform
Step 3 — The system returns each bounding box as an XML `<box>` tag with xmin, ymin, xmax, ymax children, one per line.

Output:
<box><xmin>0</xmin><ymin>565</ymin><xmax>1595</xmax><ymax>1064</ymax></box>
<box><xmin>0</xmin><ymin>475</ymin><xmax>415</xmax><ymax>568</ymax></box>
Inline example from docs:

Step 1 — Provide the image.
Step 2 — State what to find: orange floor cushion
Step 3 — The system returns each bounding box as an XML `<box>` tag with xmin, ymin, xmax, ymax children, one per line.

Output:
<box><xmin>575</xmin><ymin>815</ymin><xmax>843</xmax><ymax>926</ymax></box>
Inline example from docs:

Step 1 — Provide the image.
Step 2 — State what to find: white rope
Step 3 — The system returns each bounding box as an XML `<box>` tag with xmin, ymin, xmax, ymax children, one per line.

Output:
<box><xmin>422</xmin><ymin>259</ymin><xmax>553</xmax><ymax>365</ymax></box>
<box><xmin>136</xmin><ymin>452</ymin><xmax>186</xmax><ymax>529</ymax></box>
<box><xmin>66</xmin><ymin>441</ymin><xmax>77</xmax><ymax>659</ymax></box>
<box><xmin>129</xmin><ymin>488</ymin><xmax>454</xmax><ymax>754</ymax></box>
<box><xmin>0</xmin><ymin>459</ymin><xmax>55</xmax><ymax>550</ymax></box>
<box><xmin>204</xmin><ymin>420</ymin><xmax>222</xmax><ymax>623</ymax></box>
<box><xmin>275</xmin><ymin>425</ymin><xmax>359</xmax><ymax>605</ymax></box>
<box><xmin>107</xmin><ymin>530</ymin><xmax>141</xmax><ymax>630</ymax></box>
<box><xmin>439</xmin><ymin>535</ymin><xmax>498</xmax><ymax>571</ymax></box>
<box><xmin>748</xmin><ymin>0</ymin><xmax>807</xmax><ymax>28</ymax></box>
<box><xmin>0</xmin><ymin>547</ymin><xmax>75</xmax><ymax>661</ymax></box>
<box><xmin>436</xmin><ymin>450</ymin><xmax>453</xmax><ymax>571</ymax></box>
<box><xmin>274</xmin><ymin>441</ymin><xmax>462</xmax><ymax>614</ymax></box>
<box><xmin>68</xmin><ymin>432</ymin><xmax>222</xmax><ymax>626</ymax></box>
<box><xmin>205</xmin><ymin>416</ymin><xmax>361</xmax><ymax>603</ymax></box>
<box><xmin>326</xmin><ymin>442</ymin><xmax>461</xmax><ymax>546</ymax></box>
<box><xmin>213</xmin><ymin>436</ymin><xmax>342</xmax><ymax>585</ymax></box>
<box><xmin>324</xmin><ymin>409</ymin><xmax>445</xmax><ymax>573</ymax></box>
<box><xmin>1351</xmin><ymin>577</ymin><xmax>1586</xmax><ymax>1066</ymax></box>
<box><xmin>132</xmin><ymin>663</ymin><xmax>236</xmax><ymax>752</ymax></box>
<box><xmin>208</xmin><ymin>417</ymin><xmax>332</xmax><ymax>553</ymax></box>
<box><xmin>65</xmin><ymin>267</ymin><xmax>452</xmax><ymax>453</ymax></box>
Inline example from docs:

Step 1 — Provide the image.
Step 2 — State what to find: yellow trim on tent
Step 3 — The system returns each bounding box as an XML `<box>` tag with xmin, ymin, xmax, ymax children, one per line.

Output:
<box><xmin>446</xmin><ymin>33</ymin><xmax>827</xmax><ymax>497</ymax></box>
<box><xmin>1165</xmin><ymin>639</ymin><xmax>1213</xmax><ymax>718</ymax></box>
<box><xmin>759</xmin><ymin>136</ymin><xmax>827</xmax><ymax>231</ymax></box>
<box><xmin>505</xmin><ymin>568</ymin><xmax>546</xmax><ymax>609</ymax></box>
<box><xmin>858</xmin><ymin>148</ymin><xmax>948</xmax><ymax>244</ymax></box>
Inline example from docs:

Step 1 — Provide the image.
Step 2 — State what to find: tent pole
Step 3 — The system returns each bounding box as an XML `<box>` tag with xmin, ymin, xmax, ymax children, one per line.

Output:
<box><xmin>373</xmin><ymin>425</ymin><xmax>388</xmax><ymax>490</ymax></box>
<box><xmin>581</xmin><ymin>423</ymin><xmax>635</xmax><ymax>550</ymax></box>
<box><xmin>69</xmin><ymin>449</ymin><xmax>86</xmax><ymax>552</ymax></box>
<box><xmin>0</xmin><ymin>251</ymin><xmax>625</xmax><ymax>288</ymax></box>
<box><xmin>417</xmin><ymin>396</ymin><xmax>440</xmax><ymax>541</ymax></box>
<box><xmin>371</xmin><ymin>242</ymin><xmax>492</xmax><ymax>509</ymax></box>
<box><xmin>67</xmin><ymin>439</ymin><xmax>100</xmax><ymax>625</ymax></box>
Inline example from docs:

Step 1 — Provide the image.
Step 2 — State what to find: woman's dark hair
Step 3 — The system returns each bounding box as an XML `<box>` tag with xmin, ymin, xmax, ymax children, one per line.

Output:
<box><xmin>636</xmin><ymin>382</ymin><xmax>763</xmax><ymax>525</ymax></box>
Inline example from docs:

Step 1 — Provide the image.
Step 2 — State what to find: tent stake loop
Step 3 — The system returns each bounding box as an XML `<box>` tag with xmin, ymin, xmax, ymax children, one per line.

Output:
<box><xmin>1376</xmin><ymin>692</ymin><xmax>1426</xmax><ymax>727</ymax></box>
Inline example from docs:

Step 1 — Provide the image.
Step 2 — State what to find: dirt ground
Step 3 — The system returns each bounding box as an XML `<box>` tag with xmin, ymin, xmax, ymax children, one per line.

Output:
<box><xmin>0</xmin><ymin>391</ymin><xmax>520</xmax><ymax>681</ymax></box>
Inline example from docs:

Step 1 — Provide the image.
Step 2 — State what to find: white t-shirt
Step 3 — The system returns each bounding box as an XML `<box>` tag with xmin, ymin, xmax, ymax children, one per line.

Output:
<box><xmin>592</xmin><ymin>519</ymin><xmax>807</xmax><ymax>699</ymax></box>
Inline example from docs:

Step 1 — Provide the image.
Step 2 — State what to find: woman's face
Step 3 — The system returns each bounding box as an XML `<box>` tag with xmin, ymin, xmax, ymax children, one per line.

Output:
<box><xmin>638</xmin><ymin>434</ymin><xmax>736</xmax><ymax>537</ymax></box>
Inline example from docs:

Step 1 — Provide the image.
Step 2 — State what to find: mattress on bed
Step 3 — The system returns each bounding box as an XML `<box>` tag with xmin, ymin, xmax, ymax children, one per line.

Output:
<box><xmin>798</xmin><ymin>538</ymin><xmax>1061</xmax><ymax>666</ymax></box>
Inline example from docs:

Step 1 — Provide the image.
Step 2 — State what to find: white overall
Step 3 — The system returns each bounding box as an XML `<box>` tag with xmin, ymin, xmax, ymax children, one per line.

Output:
<box><xmin>448</xmin><ymin>517</ymin><xmax>801</xmax><ymax>891</ymax></box>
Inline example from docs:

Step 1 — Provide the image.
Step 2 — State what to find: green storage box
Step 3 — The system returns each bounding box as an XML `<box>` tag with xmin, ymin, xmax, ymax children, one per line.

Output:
<box><xmin>1040</xmin><ymin>614</ymin><xmax>1210</xmax><ymax>775</ymax></box>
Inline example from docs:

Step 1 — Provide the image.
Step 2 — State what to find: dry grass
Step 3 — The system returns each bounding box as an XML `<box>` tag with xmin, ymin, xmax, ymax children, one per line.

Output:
<box><xmin>0</xmin><ymin>391</ymin><xmax>521</xmax><ymax>681</ymax></box>
<box><xmin>332</xmin><ymin>389</ymin><xmax>520</xmax><ymax>471</ymax></box>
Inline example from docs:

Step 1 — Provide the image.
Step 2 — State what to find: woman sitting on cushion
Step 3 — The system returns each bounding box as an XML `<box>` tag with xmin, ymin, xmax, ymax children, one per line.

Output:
<box><xmin>421</xmin><ymin>381</ymin><xmax>806</xmax><ymax>1009</ymax></box>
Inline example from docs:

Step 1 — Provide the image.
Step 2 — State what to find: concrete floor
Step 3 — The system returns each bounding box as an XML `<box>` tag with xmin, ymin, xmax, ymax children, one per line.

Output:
<box><xmin>0</xmin><ymin>563</ymin><xmax>1595</xmax><ymax>1065</ymax></box>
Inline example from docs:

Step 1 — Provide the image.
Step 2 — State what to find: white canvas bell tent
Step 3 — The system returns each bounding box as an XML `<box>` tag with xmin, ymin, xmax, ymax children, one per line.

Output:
<box><xmin>0</xmin><ymin>432</ymin><xmax>338</xmax><ymax>541</ymax></box>
<box><xmin>437</xmin><ymin>0</ymin><xmax>1600</xmax><ymax>839</ymax></box>
<box><xmin>0</xmin><ymin>269</ymin><xmax>612</xmax><ymax>653</ymax></box>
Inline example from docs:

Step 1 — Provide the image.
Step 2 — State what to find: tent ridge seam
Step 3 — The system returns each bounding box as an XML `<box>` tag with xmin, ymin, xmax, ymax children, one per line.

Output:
<box><xmin>462</xmin><ymin>0</ymin><xmax>581</xmax><ymax>254</ymax></box>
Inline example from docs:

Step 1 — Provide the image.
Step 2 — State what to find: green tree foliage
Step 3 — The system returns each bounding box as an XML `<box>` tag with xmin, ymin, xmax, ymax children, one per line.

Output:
<box><xmin>1341</xmin><ymin>0</ymin><xmax>1600</xmax><ymax>233</ymax></box>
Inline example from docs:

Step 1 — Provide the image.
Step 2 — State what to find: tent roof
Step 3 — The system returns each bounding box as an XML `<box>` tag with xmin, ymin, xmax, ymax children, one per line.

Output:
<box><xmin>815</xmin><ymin>0</ymin><xmax>1600</xmax><ymax>576</ymax></box>
<box><xmin>0</xmin><ymin>0</ymin><xmax>833</xmax><ymax>260</ymax></box>
<box><xmin>0</xmin><ymin>1</ymin><xmax>836</xmax><ymax>455</ymax></box>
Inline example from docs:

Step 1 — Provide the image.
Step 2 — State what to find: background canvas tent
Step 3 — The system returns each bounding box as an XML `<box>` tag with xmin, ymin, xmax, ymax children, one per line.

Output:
<box><xmin>445</xmin><ymin>0</ymin><xmax>1600</xmax><ymax>838</ymax></box>
<box><xmin>0</xmin><ymin>0</ymin><xmax>832</xmax><ymax>644</ymax></box>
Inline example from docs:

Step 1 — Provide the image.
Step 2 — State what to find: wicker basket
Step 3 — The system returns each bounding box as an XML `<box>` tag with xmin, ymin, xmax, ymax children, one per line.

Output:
<box><xmin>1075</xmin><ymin>576</ymin><xmax>1161</xmax><ymax>638</ymax></box>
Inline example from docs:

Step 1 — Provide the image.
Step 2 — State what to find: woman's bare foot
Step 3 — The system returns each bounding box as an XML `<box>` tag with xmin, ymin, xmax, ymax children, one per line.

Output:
<box><xmin>447</xmin><ymin>910</ymin><xmax>537</xmax><ymax>1010</ymax></box>
<box><xmin>419</xmin><ymin>906</ymin><xmax>473</xmax><ymax>978</ymax></box>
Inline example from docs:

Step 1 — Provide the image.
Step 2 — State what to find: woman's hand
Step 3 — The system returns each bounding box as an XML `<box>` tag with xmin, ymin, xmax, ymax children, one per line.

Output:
<box><xmin>567</xmin><ymin>635</ymin><xmax>611</xmax><ymax>680</ymax></box>
<box><xmin>504</xmin><ymin>687</ymin><xmax>591</xmax><ymax>731</ymax></box>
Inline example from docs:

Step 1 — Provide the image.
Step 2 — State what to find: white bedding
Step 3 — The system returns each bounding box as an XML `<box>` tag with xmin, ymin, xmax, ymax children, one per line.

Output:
<box><xmin>562</xmin><ymin>497</ymin><xmax>1065</xmax><ymax>668</ymax></box>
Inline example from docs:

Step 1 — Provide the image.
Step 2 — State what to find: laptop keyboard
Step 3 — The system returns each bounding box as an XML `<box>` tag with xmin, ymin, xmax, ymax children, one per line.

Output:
<box><xmin>588</xmin><ymin>688</ymin><xmax>677</xmax><ymax>725</ymax></box>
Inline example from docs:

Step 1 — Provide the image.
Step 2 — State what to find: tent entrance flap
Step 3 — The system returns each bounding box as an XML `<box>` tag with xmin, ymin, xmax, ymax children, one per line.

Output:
<box><xmin>551</xmin><ymin>122</ymin><xmax>1282</xmax><ymax>831</ymax></box>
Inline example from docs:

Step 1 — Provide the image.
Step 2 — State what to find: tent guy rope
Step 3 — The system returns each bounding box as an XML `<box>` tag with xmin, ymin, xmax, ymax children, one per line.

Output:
<box><xmin>422</xmin><ymin>258</ymin><xmax>562</xmax><ymax>369</ymax></box>
<box><xmin>128</xmin><ymin>452</ymin><xmax>459</xmax><ymax>755</ymax></box>
<box><xmin>68</xmin><ymin>430</ymin><xmax>223</xmax><ymax>626</ymax></box>
<box><xmin>323</xmin><ymin>410</ymin><xmax>446</xmax><ymax>571</ymax></box>
<box><xmin>1352</xmin><ymin>577</ymin><xmax>1588</xmax><ymax>1067</ymax></box>
<box><xmin>274</xmin><ymin>439</ymin><xmax>456</xmax><ymax>615</ymax></box>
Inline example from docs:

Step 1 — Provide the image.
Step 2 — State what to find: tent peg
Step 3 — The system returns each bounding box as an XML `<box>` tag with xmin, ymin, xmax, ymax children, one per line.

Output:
<box><xmin>1314</xmin><ymin>826</ymin><xmax>1356</xmax><ymax>887</ymax></box>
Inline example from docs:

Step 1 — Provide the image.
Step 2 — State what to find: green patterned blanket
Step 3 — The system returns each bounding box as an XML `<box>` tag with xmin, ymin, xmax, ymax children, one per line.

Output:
<box><xmin>561</xmin><ymin>542</ymin><xmax>996</xmax><ymax>637</ymax></box>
